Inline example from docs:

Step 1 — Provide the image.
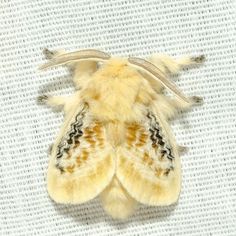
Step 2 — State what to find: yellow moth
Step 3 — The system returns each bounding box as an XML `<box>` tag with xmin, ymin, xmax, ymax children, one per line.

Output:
<box><xmin>38</xmin><ymin>49</ymin><xmax>204</xmax><ymax>219</ymax></box>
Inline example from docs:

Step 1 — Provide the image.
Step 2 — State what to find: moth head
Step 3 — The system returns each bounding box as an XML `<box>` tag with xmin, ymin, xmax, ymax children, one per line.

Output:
<box><xmin>40</xmin><ymin>49</ymin><xmax>189</xmax><ymax>103</ymax></box>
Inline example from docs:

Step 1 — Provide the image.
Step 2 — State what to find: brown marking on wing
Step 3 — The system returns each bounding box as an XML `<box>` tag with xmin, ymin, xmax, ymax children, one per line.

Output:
<box><xmin>143</xmin><ymin>152</ymin><xmax>154</xmax><ymax>166</ymax></box>
<box><xmin>81</xmin><ymin>150</ymin><xmax>89</xmax><ymax>161</ymax></box>
<box><xmin>93</xmin><ymin>122</ymin><xmax>104</xmax><ymax>147</ymax></box>
<box><xmin>93</xmin><ymin>124</ymin><xmax>102</xmax><ymax>133</ymax></box>
<box><xmin>158</xmin><ymin>152</ymin><xmax>165</xmax><ymax>162</ymax></box>
<box><xmin>96</xmin><ymin>136</ymin><xmax>104</xmax><ymax>148</ymax></box>
<box><xmin>76</xmin><ymin>155</ymin><xmax>82</xmax><ymax>166</ymax></box>
<box><xmin>126</xmin><ymin>123</ymin><xmax>150</xmax><ymax>149</ymax></box>
<box><xmin>92</xmin><ymin>93</ymin><xmax>100</xmax><ymax>100</ymax></box>
<box><xmin>75</xmin><ymin>139</ymin><xmax>80</xmax><ymax>144</ymax></box>
<box><xmin>127</xmin><ymin>123</ymin><xmax>141</xmax><ymax>131</ymax></box>
<box><xmin>164</xmin><ymin>169</ymin><xmax>171</xmax><ymax>176</ymax></box>
<box><xmin>84</xmin><ymin>127</ymin><xmax>94</xmax><ymax>135</ymax></box>
<box><xmin>126</xmin><ymin>123</ymin><xmax>141</xmax><ymax>147</ymax></box>
<box><xmin>135</xmin><ymin>131</ymin><xmax>148</xmax><ymax>147</ymax></box>
<box><xmin>83</xmin><ymin>132</ymin><xmax>96</xmax><ymax>147</ymax></box>
<box><xmin>66</xmin><ymin>164</ymin><xmax>75</xmax><ymax>173</ymax></box>
<box><xmin>64</xmin><ymin>148</ymin><xmax>74</xmax><ymax>159</ymax></box>
<box><xmin>155</xmin><ymin>168</ymin><xmax>165</xmax><ymax>177</ymax></box>
<box><xmin>143</xmin><ymin>152</ymin><xmax>149</xmax><ymax>162</ymax></box>
<box><xmin>83</xmin><ymin>122</ymin><xmax>105</xmax><ymax>149</ymax></box>
<box><xmin>152</xmin><ymin>143</ymin><xmax>158</xmax><ymax>148</ymax></box>
<box><xmin>75</xmin><ymin>150</ymin><xmax>89</xmax><ymax>167</ymax></box>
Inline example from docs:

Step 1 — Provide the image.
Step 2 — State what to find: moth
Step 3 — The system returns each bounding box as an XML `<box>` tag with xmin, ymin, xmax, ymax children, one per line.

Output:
<box><xmin>38</xmin><ymin>48</ymin><xmax>204</xmax><ymax>219</ymax></box>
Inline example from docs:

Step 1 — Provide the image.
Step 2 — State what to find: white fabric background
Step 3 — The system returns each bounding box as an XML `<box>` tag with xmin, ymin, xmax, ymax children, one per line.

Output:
<box><xmin>0</xmin><ymin>0</ymin><xmax>235</xmax><ymax>235</ymax></box>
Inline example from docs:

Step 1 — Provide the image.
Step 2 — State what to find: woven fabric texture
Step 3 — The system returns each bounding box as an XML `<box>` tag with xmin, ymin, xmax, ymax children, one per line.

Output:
<box><xmin>0</xmin><ymin>0</ymin><xmax>235</xmax><ymax>235</ymax></box>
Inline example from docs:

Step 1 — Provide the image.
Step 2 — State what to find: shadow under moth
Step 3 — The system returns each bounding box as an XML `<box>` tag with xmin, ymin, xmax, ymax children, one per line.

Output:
<box><xmin>38</xmin><ymin>49</ymin><xmax>204</xmax><ymax>219</ymax></box>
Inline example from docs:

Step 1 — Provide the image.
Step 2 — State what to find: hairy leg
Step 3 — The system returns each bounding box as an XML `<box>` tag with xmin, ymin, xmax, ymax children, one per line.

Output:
<box><xmin>43</xmin><ymin>48</ymin><xmax>66</xmax><ymax>59</ymax></box>
<box><xmin>37</xmin><ymin>91</ymin><xmax>82</xmax><ymax>115</ymax></box>
<box><xmin>149</xmin><ymin>53</ymin><xmax>205</xmax><ymax>75</ymax></box>
<box><xmin>178</xmin><ymin>145</ymin><xmax>188</xmax><ymax>155</ymax></box>
<box><xmin>37</xmin><ymin>95</ymin><xmax>68</xmax><ymax>110</ymax></box>
<box><xmin>145</xmin><ymin>54</ymin><xmax>205</xmax><ymax>93</ymax></box>
<box><xmin>155</xmin><ymin>94</ymin><xmax>203</xmax><ymax>120</ymax></box>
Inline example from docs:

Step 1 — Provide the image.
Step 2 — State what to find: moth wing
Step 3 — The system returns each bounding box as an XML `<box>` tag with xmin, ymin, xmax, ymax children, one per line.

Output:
<box><xmin>47</xmin><ymin>106</ymin><xmax>115</xmax><ymax>204</ymax></box>
<box><xmin>116</xmin><ymin>112</ymin><xmax>181</xmax><ymax>205</ymax></box>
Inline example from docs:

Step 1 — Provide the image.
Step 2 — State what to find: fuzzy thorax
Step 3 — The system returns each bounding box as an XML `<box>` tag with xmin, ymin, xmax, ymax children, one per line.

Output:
<box><xmin>81</xmin><ymin>58</ymin><xmax>156</xmax><ymax>122</ymax></box>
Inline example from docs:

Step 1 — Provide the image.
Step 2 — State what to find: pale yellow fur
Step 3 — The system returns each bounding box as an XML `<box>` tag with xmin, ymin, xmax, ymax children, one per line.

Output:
<box><xmin>47</xmin><ymin>152</ymin><xmax>115</xmax><ymax>203</ymax></box>
<box><xmin>100</xmin><ymin>177</ymin><xmax>137</xmax><ymax>219</ymax></box>
<box><xmin>40</xmin><ymin>49</ymin><xmax>204</xmax><ymax>219</ymax></box>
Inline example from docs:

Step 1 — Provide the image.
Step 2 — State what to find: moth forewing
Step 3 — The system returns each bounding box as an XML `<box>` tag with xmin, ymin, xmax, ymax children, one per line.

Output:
<box><xmin>116</xmin><ymin>108</ymin><xmax>181</xmax><ymax>206</ymax></box>
<box><xmin>47</xmin><ymin>100</ymin><xmax>115</xmax><ymax>204</ymax></box>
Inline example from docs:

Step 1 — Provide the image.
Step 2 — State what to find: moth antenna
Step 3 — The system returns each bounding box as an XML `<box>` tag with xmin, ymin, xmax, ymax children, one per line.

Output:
<box><xmin>128</xmin><ymin>57</ymin><xmax>190</xmax><ymax>103</ymax></box>
<box><xmin>39</xmin><ymin>49</ymin><xmax>111</xmax><ymax>70</ymax></box>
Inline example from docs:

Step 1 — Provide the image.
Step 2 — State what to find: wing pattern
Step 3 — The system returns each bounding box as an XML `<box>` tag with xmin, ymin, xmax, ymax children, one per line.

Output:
<box><xmin>47</xmin><ymin>105</ymin><xmax>115</xmax><ymax>204</ymax></box>
<box><xmin>117</xmin><ymin>111</ymin><xmax>181</xmax><ymax>205</ymax></box>
<box><xmin>48</xmin><ymin>105</ymin><xmax>180</xmax><ymax>206</ymax></box>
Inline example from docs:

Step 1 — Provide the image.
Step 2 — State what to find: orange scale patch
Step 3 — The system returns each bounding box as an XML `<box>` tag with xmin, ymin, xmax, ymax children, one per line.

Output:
<box><xmin>87</xmin><ymin>139</ymin><xmax>96</xmax><ymax>146</ymax></box>
<box><xmin>143</xmin><ymin>152</ymin><xmax>149</xmax><ymax>162</ymax></box>
<box><xmin>126</xmin><ymin>127</ymin><xmax>138</xmax><ymax>147</ymax></box>
<box><xmin>84</xmin><ymin>127</ymin><xmax>92</xmax><ymax>132</ymax></box>
<box><xmin>127</xmin><ymin>123</ymin><xmax>141</xmax><ymax>133</ymax></box>
<box><xmin>84</xmin><ymin>130</ymin><xmax>94</xmax><ymax>136</ymax></box>
<box><xmin>98</xmin><ymin>144</ymin><xmax>105</xmax><ymax>149</ymax></box>
<box><xmin>155</xmin><ymin>168</ymin><xmax>164</xmax><ymax>177</ymax></box>
<box><xmin>152</xmin><ymin>143</ymin><xmax>158</xmax><ymax>149</ymax></box>
<box><xmin>66</xmin><ymin>164</ymin><xmax>75</xmax><ymax>173</ymax></box>
<box><xmin>148</xmin><ymin>159</ymin><xmax>154</xmax><ymax>166</ymax></box>
<box><xmin>81</xmin><ymin>150</ymin><xmax>89</xmax><ymax>159</ymax></box>
<box><xmin>93</xmin><ymin>123</ymin><xmax>103</xmax><ymax>132</ymax></box>
<box><xmin>135</xmin><ymin>135</ymin><xmax>147</xmax><ymax>147</ymax></box>
<box><xmin>97</xmin><ymin>138</ymin><xmax>104</xmax><ymax>147</ymax></box>
<box><xmin>135</xmin><ymin>142</ymin><xmax>145</xmax><ymax>148</ymax></box>
<box><xmin>142</xmin><ymin>152</ymin><xmax>154</xmax><ymax>166</ymax></box>
<box><xmin>74</xmin><ymin>140</ymin><xmax>80</xmax><ymax>146</ymax></box>
<box><xmin>92</xmin><ymin>93</ymin><xmax>100</xmax><ymax>100</ymax></box>
<box><xmin>140</xmin><ymin>133</ymin><xmax>148</xmax><ymax>140</ymax></box>
<box><xmin>127</xmin><ymin>123</ymin><xmax>141</xmax><ymax>130</ymax></box>
<box><xmin>94</xmin><ymin>127</ymin><xmax>103</xmax><ymax>135</ymax></box>
<box><xmin>81</xmin><ymin>151</ymin><xmax>89</xmax><ymax>161</ymax></box>
<box><xmin>84</xmin><ymin>135</ymin><xmax>93</xmax><ymax>139</ymax></box>
<box><xmin>76</xmin><ymin>156</ymin><xmax>82</xmax><ymax>166</ymax></box>
<box><xmin>127</xmin><ymin>135</ymin><xmax>136</xmax><ymax>144</ymax></box>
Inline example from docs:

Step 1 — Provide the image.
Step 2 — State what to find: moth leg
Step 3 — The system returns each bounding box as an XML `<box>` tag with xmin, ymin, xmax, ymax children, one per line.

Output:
<box><xmin>178</xmin><ymin>145</ymin><xmax>188</xmax><ymax>155</ymax></box>
<box><xmin>48</xmin><ymin>143</ymin><xmax>53</xmax><ymax>155</ymax></box>
<box><xmin>170</xmin><ymin>95</ymin><xmax>203</xmax><ymax>116</ymax></box>
<box><xmin>149</xmin><ymin>54</ymin><xmax>205</xmax><ymax>75</ymax></box>
<box><xmin>156</xmin><ymin>94</ymin><xmax>203</xmax><ymax>119</ymax></box>
<box><xmin>43</xmin><ymin>48</ymin><xmax>66</xmax><ymax>60</ymax></box>
<box><xmin>37</xmin><ymin>95</ymin><xmax>68</xmax><ymax>111</ymax></box>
